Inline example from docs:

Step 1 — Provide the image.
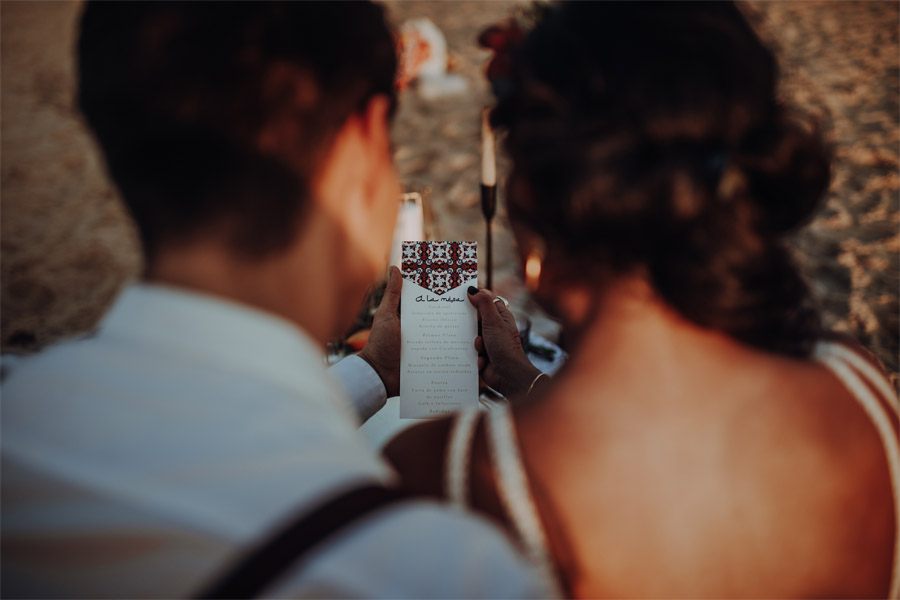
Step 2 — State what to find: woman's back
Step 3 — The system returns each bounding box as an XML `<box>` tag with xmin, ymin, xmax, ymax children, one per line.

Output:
<box><xmin>513</xmin><ymin>336</ymin><xmax>895</xmax><ymax>596</ymax></box>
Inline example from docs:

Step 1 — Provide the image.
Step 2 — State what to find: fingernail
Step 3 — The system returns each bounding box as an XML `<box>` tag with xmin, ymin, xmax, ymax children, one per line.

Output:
<box><xmin>467</xmin><ymin>286</ymin><xmax>478</xmax><ymax>295</ymax></box>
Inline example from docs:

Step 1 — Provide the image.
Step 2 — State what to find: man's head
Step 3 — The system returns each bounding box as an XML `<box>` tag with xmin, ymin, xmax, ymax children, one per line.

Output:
<box><xmin>78</xmin><ymin>1</ymin><xmax>401</xmax><ymax>340</ymax></box>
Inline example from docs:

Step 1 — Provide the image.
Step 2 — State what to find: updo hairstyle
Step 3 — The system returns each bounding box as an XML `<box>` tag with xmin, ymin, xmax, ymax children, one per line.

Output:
<box><xmin>493</xmin><ymin>2</ymin><xmax>831</xmax><ymax>357</ymax></box>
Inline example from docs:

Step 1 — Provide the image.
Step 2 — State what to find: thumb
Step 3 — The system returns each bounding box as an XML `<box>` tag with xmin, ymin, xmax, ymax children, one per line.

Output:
<box><xmin>377</xmin><ymin>266</ymin><xmax>402</xmax><ymax>316</ymax></box>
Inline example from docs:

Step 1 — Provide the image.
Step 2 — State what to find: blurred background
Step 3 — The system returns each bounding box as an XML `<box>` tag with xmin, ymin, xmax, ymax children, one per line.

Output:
<box><xmin>2</xmin><ymin>1</ymin><xmax>898</xmax><ymax>385</ymax></box>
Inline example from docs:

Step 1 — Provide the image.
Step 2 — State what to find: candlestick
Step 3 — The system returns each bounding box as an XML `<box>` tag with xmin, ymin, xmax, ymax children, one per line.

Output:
<box><xmin>481</xmin><ymin>184</ymin><xmax>496</xmax><ymax>290</ymax></box>
<box><xmin>481</xmin><ymin>108</ymin><xmax>497</xmax><ymax>289</ymax></box>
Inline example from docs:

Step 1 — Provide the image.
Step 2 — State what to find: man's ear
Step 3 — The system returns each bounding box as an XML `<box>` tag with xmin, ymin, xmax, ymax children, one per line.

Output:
<box><xmin>359</xmin><ymin>94</ymin><xmax>393</xmax><ymax>162</ymax></box>
<box><xmin>313</xmin><ymin>97</ymin><xmax>386</xmax><ymax>211</ymax></box>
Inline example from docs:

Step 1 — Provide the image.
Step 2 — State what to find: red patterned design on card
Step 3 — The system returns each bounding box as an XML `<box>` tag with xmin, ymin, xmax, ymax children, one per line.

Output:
<box><xmin>401</xmin><ymin>241</ymin><xmax>478</xmax><ymax>295</ymax></box>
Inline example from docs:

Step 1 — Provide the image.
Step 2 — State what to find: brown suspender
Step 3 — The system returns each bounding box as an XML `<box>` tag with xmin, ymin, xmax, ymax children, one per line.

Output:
<box><xmin>196</xmin><ymin>483</ymin><xmax>409</xmax><ymax>598</ymax></box>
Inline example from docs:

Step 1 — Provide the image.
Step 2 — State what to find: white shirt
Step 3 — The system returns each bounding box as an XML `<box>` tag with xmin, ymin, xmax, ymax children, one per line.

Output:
<box><xmin>1</xmin><ymin>284</ymin><xmax>547</xmax><ymax>598</ymax></box>
<box><xmin>329</xmin><ymin>354</ymin><xmax>388</xmax><ymax>425</ymax></box>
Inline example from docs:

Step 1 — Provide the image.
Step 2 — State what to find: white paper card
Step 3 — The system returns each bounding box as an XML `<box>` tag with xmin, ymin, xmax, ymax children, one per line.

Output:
<box><xmin>400</xmin><ymin>241</ymin><xmax>479</xmax><ymax>418</ymax></box>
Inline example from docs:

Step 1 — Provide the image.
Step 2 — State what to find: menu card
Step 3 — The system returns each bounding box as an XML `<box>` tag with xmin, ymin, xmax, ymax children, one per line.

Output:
<box><xmin>400</xmin><ymin>241</ymin><xmax>479</xmax><ymax>418</ymax></box>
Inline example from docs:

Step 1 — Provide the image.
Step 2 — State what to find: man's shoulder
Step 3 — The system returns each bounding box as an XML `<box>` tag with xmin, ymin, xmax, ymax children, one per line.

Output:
<box><xmin>2</xmin><ymin>327</ymin><xmax>288</xmax><ymax>402</ymax></box>
<box><xmin>2</xmin><ymin>331</ymin><xmax>191</xmax><ymax>416</ymax></box>
<box><xmin>0</xmin><ymin>326</ymin><xmax>386</xmax><ymax>520</ymax></box>
<box><xmin>2</xmin><ymin>333</ymin><xmax>111</xmax><ymax>395</ymax></box>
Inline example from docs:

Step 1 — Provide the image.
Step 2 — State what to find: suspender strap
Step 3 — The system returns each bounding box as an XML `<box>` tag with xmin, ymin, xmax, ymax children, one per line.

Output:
<box><xmin>196</xmin><ymin>483</ymin><xmax>409</xmax><ymax>599</ymax></box>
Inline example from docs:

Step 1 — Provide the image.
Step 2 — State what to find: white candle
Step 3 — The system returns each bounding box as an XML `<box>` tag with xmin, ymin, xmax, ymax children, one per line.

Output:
<box><xmin>481</xmin><ymin>108</ymin><xmax>496</xmax><ymax>187</ymax></box>
<box><xmin>389</xmin><ymin>193</ymin><xmax>425</xmax><ymax>266</ymax></box>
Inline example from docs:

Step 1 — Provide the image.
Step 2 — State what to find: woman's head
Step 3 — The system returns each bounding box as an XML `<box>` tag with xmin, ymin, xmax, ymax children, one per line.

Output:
<box><xmin>492</xmin><ymin>1</ymin><xmax>830</xmax><ymax>357</ymax></box>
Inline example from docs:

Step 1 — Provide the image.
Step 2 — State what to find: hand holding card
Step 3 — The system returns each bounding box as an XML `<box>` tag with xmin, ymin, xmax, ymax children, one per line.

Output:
<box><xmin>399</xmin><ymin>241</ymin><xmax>479</xmax><ymax>418</ymax></box>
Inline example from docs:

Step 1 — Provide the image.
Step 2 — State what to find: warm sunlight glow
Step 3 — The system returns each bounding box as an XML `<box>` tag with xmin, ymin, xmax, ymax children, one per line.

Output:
<box><xmin>525</xmin><ymin>252</ymin><xmax>542</xmax><ymax>292</ymax></box>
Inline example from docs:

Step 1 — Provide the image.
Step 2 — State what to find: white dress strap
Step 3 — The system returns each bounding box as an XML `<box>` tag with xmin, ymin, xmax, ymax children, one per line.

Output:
<box><xmin>486</xmin><ymin>402</ymin><xmax>565</xmax><ymax>598</ymax></box>
<box><xmin>815</xmin><ymin>347</ymin><xmax>900</xmax><ymax>599</ymax></box>
<box><xmin>815</xmin><ymin>341</ymin><xmax>898</xmax><ymax>414</ymax></box>
<box><xmin>445</xmin><ymin>408</ymin><xmax>480</xmax><ymax>508</ymax></box>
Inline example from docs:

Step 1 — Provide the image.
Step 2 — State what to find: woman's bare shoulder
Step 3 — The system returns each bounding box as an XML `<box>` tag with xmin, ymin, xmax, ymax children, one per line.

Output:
<box><xmin>382</xmin><ymin>415</ymin><xmax>455</xmax><ymax>498</ymax></box>
<box><xmin>730</xmin><ymin>344</ymin><xmax>896</xmax><ymax>595</ymax></box>
<box><xmin>607</xmin><ymin>341</ymin><xmax>897</xmax><ymax>596</ymax></box>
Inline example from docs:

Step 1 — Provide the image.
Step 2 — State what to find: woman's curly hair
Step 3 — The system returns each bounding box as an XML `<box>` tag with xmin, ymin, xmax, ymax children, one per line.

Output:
<box><xmin>490</xmin><ymin>1</ymin><xmax>831</xmax><ymax>357</ymax></box>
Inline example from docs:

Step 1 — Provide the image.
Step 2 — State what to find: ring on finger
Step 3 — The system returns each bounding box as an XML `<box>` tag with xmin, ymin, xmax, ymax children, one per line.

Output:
<box><xmin>493</xmin><ymin>295</ymin><xmax>510</xmax><ymax>308</ymax></box>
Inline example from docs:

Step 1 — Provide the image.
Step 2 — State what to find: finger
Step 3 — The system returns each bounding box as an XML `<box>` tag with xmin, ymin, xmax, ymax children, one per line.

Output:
<box><xmin>467</xmin><ymin>287</ymin><xmax>503</xmax><ymax>329</ymax></box>
<box><xmin>474</xmin><ymin>335</ymin><xmax>485</xmax><ymax>354</ymax></box>
<box><xmin>493</xmin><ymin>298</ymin><xmax>517</xmax><ymax>331</ymax></box>
<box><xmin>478</xmin><ymin>356</ymin><xmax>486</xmax><ymax>371</ymax></box>
<box><xmin>377</xmin><ymin>266</ymin><xmax>402</xmax><ymax>316</ymax></box>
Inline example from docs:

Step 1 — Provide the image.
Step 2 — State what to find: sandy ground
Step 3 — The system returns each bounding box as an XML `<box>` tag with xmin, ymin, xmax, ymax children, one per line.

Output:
<box><xmin>2</xmin><ymin>1</ymin><xmax>898</xmax><ymax>385</ymax></box>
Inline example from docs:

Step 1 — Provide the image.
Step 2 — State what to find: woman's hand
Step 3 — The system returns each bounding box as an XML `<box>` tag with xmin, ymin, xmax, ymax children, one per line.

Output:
<box><xmin>467</xmin><ymin>287</ymin><xmax>543</xmax><ymax>398</ymax></box>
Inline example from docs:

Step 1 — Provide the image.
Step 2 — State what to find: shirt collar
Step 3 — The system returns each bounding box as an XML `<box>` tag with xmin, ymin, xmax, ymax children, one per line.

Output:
<box><xmin>99</xmin><ymin>283</ymin><xmax>338</xmax><ymax>406</ymax></box>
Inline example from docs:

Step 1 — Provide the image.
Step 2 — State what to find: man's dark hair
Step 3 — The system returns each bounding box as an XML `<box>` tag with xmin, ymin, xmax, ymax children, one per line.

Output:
<box><xmin>78</xmin><ymin>1</ymin><xmax>397</xmax><ymax>262</ymax></box>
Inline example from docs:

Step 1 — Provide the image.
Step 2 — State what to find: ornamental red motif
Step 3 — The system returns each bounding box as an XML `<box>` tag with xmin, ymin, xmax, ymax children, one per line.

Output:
<box><xmin>401</xmin><ymin>241</ymin><xmax>478</xmax><ymax>295</ymax></box>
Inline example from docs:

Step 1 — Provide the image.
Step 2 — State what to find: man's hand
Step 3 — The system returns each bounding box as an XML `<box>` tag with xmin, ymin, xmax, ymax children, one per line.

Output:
<box><xmin>358</xmin><ymin>266</ymin><xmax>402</xmax><ymax>398</ymax></box>
<box><xmin>467</xmin><ymin>287</ymin><xmax>542</xmax><ymax>398</ymax></box>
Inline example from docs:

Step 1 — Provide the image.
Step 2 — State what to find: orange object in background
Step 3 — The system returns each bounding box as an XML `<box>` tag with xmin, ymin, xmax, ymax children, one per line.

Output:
<box><xmin>345</xmin><ymin>329</ymin><xmax>371</xmax><ymax>352</ymax></box>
